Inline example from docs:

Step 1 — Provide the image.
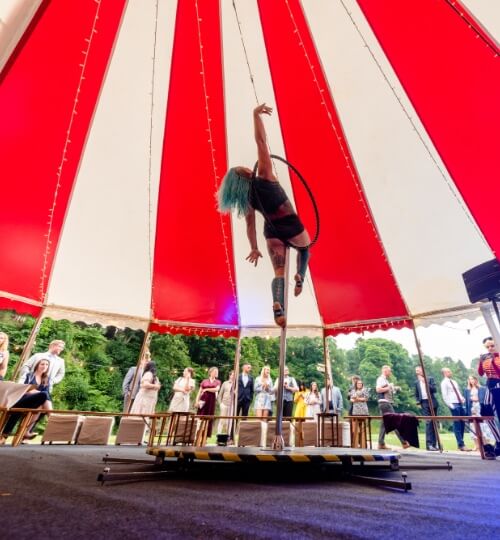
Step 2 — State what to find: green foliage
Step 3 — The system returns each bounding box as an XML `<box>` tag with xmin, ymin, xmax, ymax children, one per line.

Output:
<box><xmin>0</xmin><ymin>310</ymin><xmax>484</xmax><ymax>423</ymax></box>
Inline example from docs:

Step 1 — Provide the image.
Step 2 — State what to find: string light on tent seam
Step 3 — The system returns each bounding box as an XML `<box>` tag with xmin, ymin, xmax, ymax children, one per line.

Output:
<box><xmin>284</xmin><ymin>0</ymin><xmax>399</xmax><ymax>276</ymax></box>
<box><xmin>39</xmin><ymin>0</ymin><xmax>102</xmax><ymax>302</ymax></box>
<box><xmin>446</xmin><ymin>0</ymin><xmax>499</xmax><ymax>57</ymax></box>
<box><xmin>194</xmin><ymin>0</ymin><xmax>240</xmax><ymax>323</ymax></box>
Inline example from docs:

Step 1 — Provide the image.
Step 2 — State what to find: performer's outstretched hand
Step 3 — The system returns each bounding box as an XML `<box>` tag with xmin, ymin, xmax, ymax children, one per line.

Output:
<box><xmin>254</xmin><ymin>103</ymin><xmax>273</xmax><ymax>116</ymax></box>
<box><xmin>246</xmin><ymin>248</ymin><xmax>263</xmax><ymax>266</ymax></box>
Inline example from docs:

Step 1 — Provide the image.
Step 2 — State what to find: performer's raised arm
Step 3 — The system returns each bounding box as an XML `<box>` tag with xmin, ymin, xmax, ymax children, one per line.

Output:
<box><xmin>253</xmin><ymin>104</ymin><xmax>276</xmax><ymax>180</ymax></box>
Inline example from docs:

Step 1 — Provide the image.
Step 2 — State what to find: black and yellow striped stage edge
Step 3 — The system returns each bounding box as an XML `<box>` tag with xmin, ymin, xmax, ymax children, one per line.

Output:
<box><xmin>147</xmin><ymin>446</ymin><xmax>400</xmax><ymax>464</ymax></box>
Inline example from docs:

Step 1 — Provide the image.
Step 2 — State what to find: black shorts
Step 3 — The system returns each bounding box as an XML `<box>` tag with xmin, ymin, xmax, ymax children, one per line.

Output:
<box><xmin>263</xmin><ymin>214</ymin><xmax>304</xmax><ymax>241</ymax></box>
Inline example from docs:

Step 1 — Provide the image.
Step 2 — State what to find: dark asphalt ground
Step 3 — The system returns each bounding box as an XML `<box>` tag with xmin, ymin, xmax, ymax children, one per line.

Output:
<box><xmin>1</xmin><ymin>445</ymin><xmax>499</xmax><ymax>539</ymax></box>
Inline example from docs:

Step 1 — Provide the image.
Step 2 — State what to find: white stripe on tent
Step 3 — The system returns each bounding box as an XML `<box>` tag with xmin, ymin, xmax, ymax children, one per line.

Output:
<box><xmin>47</xmin><ymin>0</ymin><xmax>177</xmax><ymax>319</ymax></box>
<box><xmin>0</xmin><ymin>0</ymin><xmax>43</xmax><ymax>73</ymax></box>
<box><xmin>221</xmin><ymin>0</ymin><xmax>322</xmax><ymax>329</ymax></box>
<box><xmin>461</xmin><ymin>0</ymin><xmax>500</xmax><ymax>43</ymax></box>
<box><xmin>302</xmin><ymin>0</ymin><xmax>493</xmax><ymax>316</ymax></box>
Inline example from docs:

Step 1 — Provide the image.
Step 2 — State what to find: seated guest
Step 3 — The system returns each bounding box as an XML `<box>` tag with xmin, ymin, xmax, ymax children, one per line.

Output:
<box><xmin>305</xmin><ymin>382</ymin><xmax>322</xmax><ymax>417</ymax></box>
<box><xmin>18</xmin><ymin>339</ymin><xmax>66</xmax><ymax>391</ymax></box>
<box><xmin>0</xmin><ymin>332</ymin><xmax>10</xmax><ymax>380</ymax></box>
<box><xmin>22</xmin><ymin>358</ymin><xmax>53</xmax><ymax>440</ymax></box>
<box><xmin>0</xmin><ymin>372</ymin><xmax>50</xmax><ymax>444</ymax></box>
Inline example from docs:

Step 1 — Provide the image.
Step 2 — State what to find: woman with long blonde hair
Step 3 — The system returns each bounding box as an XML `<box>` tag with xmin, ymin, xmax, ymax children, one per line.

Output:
<box><xmin>0</xmin><ymin>332</ymin><xmax>10</xmax><ymax>380</ymax></box>
<box><xmin>254</xmin><ymin>365</ymin><xmax>274</xmax><ymax>418</ymax></box>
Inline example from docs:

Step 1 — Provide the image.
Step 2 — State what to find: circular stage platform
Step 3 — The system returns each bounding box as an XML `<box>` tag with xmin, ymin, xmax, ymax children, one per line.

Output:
<box><xmin>146</xmin><ymin>445</ymin><xmax>400</xmax><ymax>466</ymax></box>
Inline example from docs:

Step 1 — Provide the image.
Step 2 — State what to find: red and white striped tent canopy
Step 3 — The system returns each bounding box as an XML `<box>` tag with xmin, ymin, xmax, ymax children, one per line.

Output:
<box><xmin>0</xmin><ymin>0</ymin><xmax>499</xmax><ymax>338</ymax></box>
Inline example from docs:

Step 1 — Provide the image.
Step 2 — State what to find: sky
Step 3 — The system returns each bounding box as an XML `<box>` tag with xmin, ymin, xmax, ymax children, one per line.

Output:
<box><xmin>334</xmin><ymin>317</ymin><xmax>492</xmax><ymax>368</ymax></box>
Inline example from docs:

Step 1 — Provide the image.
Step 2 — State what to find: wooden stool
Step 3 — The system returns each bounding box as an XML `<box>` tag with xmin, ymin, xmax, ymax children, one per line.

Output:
<box><xmin>166</xmin><ymin>413</ymin><xmax>196</xmax><ymax>445</ymax></box>
<box><xmin>351</xmin><ymin>417</ymin><xmax>367</xmax><ymax>448</ymax></box>
<box><xmin>317</xmin><ymin>413</ymin><xmax>340</xmax><ymax>447</ymax></box>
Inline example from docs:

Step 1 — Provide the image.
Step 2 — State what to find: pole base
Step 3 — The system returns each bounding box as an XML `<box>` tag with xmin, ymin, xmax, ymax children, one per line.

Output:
<box><xmin>271</xmin><ymin>435</ymin><xmax>285</xmax><ymax>451</ymax></box>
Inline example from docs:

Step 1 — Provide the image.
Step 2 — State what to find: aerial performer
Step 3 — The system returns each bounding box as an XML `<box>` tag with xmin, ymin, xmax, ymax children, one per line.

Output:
<box><xmin>218</xmin><ymin>104</ymin><xmax>311</xmax><ymax>328</ymax></box>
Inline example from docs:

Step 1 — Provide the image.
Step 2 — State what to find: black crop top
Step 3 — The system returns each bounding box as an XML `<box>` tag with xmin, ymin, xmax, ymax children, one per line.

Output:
<box><xmin>250</xmin><ymin>177</ymin><xmax>289</xmax><ymax>215</ymax></box>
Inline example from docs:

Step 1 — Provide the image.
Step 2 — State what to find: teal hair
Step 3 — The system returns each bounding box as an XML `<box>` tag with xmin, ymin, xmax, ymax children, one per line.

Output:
<box><xmin>217</xmin><ymin>168</ymin><xmax>251</xmax><ymax>217</ymax></box>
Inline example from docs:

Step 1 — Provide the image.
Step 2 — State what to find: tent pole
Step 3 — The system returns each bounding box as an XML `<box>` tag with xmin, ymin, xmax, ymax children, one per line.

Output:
<box><xmin>125</xmin><ymin>330</ymin><xmax>152</xmax><ymax>414</ymax></box>
<box><xmin>10</xmin><ymin>308</ymin><xmax>45</xmax><ymax>382</ymax></box>
<box><xmin>228</xmin><ymin>332</ymin><xmax>242</xmax><ymax>441</ymax></box>
<box><xmin>411</xmin><ymin>322</ymin><xmax>442</xmax><ymax>452</ymax></box>
<box><xmin>272</xmin><ymin>247</ymin><xmax>290</xmax><ymax>450</ymax></box>
<box><xmin>323</xmin><ymin>334</ymin><xmax>334</xmax><ymax>411</ymax></box>
<box><xmin>480</xmin><ymin>303</ymin><xmax>500</xmax><ymax>345</ymax></box>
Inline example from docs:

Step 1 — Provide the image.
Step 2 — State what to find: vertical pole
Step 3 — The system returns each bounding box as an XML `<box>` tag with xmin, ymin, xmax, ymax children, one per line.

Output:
<box><xmin>411</xmin><ymin>322</ymin><xmax>443</xmax><ymax>452</ymax></box>
<box><xmin>228</xmin><ymin>333</ymin><xmax>242</xmax><ymax>440</ymax></box>
<box><xmin>323</xmin><ymin>334</ymin><xmax>334</xmax><ymax>412</ymax></box>
<box><xmin>272</xmin><ymin>247</ymin><xmax>290</xmax><ymax>450</ymax></box>
<box><xmin>125</xmin><ymin>330</ymin><xmax>152</xmax><ymax>413</ymax></box>
<box><xmin>11</xmin><ymin>308</ymin><xmax>45</xmax><ymax>381</ymax></box>
<box><xmin>480</xmin><ymin>303</ymin><xmax>500</xmax><ymax>345</ymax></box>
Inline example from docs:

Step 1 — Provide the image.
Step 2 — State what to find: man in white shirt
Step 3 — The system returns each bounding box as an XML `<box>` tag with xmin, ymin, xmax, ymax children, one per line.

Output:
<box><xmin>376</xmin><ymin>365</ymin><xmax>409</xmax><ymax>450</ymax></box>
<box><xmin>274</xmin><ymin>366</ymin><xmax>298</xmax><ymax>417</ymax></box>
<box><xmin>440</xmin><ymin>368</ymin><xmax>470</xmax><ymax>451</ymax></box>
<box><xmin>237</xmin><ymin>364</ymin><xmax>254</xmax><ymax>417</ymax></box>
<box><xmin>18</xmin><ymin>339</ymin><xmax>65</xmax><ymax>391</ymax></box>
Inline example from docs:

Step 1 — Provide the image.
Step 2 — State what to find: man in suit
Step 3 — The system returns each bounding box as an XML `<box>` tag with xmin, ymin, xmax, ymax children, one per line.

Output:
<box><xmin>237</xmin><ymin>363</ymin><xmax>254</xmax><ymax>417</ymax></box>
<box><xmin>414</xmin><ymin>366</ymin><xmax>439</xmax><ymax>450</ymax></box>
<box><xmin>321</xmin><ymin>378</ymin><xmax>343</xmax><ymax>416</ymax></box>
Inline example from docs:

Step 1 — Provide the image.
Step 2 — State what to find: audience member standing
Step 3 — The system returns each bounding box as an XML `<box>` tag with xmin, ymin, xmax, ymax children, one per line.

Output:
<box><xmin>217</xmin><ymin>370</ymin><xmax>234</xmax><ymax>434</ymax></box>
<box><xmin>305</xmin><ymin>382</ymin><xmax>322</xmax><ymax>417</ymax></box>
<box><xmin>0</xmin><ymin>332</ymin><xmax>10</xmax><ymax>380</ymax></box>
<box><xmin>320</xmin><ymin>379</ymin><xmax>343</xmax><ymax>415</ymax></box>
<box><xmin>478</xmin><ymin>337</ymin><xmax>500</xmax><ymax>456</ymax></box>
<box><xmin>350</xmin><ymin>379</ymin><xmax>369</xmax><ymax>448</ymax></box>
<box><xmin>414</xmin><ymin>366</ymin><xmax>439</xmax><ymax>451</ymax></box>
<box><xmin>347</xmin><ymin>375</ymin><xmax>361</xmax><ymax>415</ymax></box>
<box><xmin>196</xmin><ymin>367</ymin><xmax>221</xmax><ymax>437</ymax></box>
<box><xmin>122</xmin><ymin>352</ymin><xmax>149</xmax><ymax>412</ymax></box>
<box><xmin>294</xmin><ymin>382</ymin><xmax>307</xmax><ymax>418</ymax></box>
<box><xmin>254</xmin><ymin>366</ymin><xmax>274</xmax><ymax>418</ymax></box>
<box><xmin>237</xmin><ymin>363</ymin><xmax>254</xmax><ymax>417</ymax></box>
<box><xmin>274</xmin><ymin>366</ymin><xmax>298</xmax><ymax>418</ymax></box>
<box><xmin>440</xmin><ymin>367</ymin><xmax>470</xmax><ymax>451</ymax></box>
<box><xmin>465</xmin><ymin>375</ymin><xmax>494</xmax><ymax>452</ymax></box>
<box><xmin>376</xmin><ymin>365</ymin><xmax>409</xmax><ymax>450</ymax></box>
<box><xmin>168</xmin><ymin>367</ymin><xmax>196</xmax><ymax>412</ymax></box>
<box><xmin>18</xmin><ymin>339</ymin><xmax>66</xmax><ymax>391</ymax></box>
<box><xmin>130</xmin><ymin>361</ymin><xmax>161</xmax><ymax>415</ymax></box>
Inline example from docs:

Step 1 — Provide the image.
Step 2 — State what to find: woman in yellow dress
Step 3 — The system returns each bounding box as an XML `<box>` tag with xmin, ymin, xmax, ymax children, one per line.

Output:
<box><xmin>294</xmin><ymin>381</ymin><xmax>307</xmax><ymax>418</ymax></box>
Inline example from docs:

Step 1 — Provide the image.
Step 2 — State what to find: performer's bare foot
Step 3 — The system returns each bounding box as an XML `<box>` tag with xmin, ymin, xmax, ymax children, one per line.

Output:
<box><xmin>273</xmin><ymin>302</ymin><xmax>286</xmax><ymax>328</ymax></box>
<box><xmin>294</xmin><ymin>274</ymin><xmax>303</xmax><ymax>297</ymax></box>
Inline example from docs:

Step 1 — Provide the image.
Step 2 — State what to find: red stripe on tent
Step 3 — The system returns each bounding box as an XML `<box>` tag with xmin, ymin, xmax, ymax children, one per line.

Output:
<box><xmin>149</xmin><ymin>323</ymin><xmax>239</xmax><ymax>339</ymax></box>
<box><xmin>257</xmin><ymin>0</ymin><xmax>408</xmax><ymax>327</ymax></box>
<box><xmin>0</xmin><ymin>0</ymin><xmax>126</xmax><ymax>302</ymax></box>
<box><xmin>357</xmin><ymin>0</ymin><xmax>500</xmax><ymax>258</ymax></box>
<box><xmin>0</xmin><ymin>298</ymin><xmax>41</xmax><ymax>318</ymax></box>
<box><xmin>152</xmin><ymin>0</ymin><xmax>238</xmax><ymax>328</ymax></box>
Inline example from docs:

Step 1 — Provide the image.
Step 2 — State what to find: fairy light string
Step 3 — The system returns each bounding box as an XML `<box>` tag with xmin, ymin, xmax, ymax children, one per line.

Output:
<box><xmin>194</xmin><ymin>0</ymin><xmax>240</xmax><ymax>326</ymax></box>
<box><xmin>147</xmin><ymin>0</ymin><xmax>160</xmax><ymax>318</ymax></box>
<box><xmin>39</xmin><ymin>0</ymin><xmax>102</xmax><ymax>301</ymax></box>
<box><xmin>339</xmin><ymin>0</ymin><xmax>492</xmax><ymax>251</ymax></box>
<box><xmin>283</xmin><ymin>0</ymin><xmax>408</xmax><ymax>310</ymax></box>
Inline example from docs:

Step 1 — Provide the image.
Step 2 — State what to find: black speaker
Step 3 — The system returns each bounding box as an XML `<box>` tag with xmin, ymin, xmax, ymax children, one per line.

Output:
<box><xmin>462</xmin><ymin>258</ymin><xmax>500</xmax><ymax>303</ymax></box>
